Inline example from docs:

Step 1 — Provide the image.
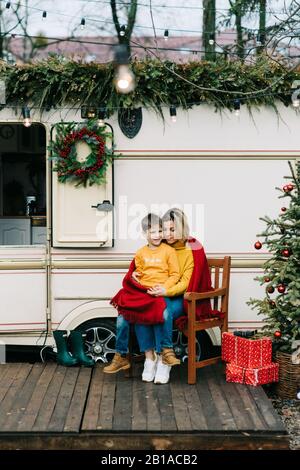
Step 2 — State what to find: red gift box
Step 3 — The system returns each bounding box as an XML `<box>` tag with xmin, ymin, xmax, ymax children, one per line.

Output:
<box><xmin>225</xmin><ymin>363</ymin><xmax>245</xmax><ymax>384</ymax></box>
<box><xmin>244</xmin><ymin>363</ymin><xmax>279</xmax><ymax>386</ymax></box>
<box><xmin>222</xmin><ymin>332</ymin><xmax>272</xmax><ymax>368</ymax></box>
<box><xmin>226</xmin><ymin>363</ymin><xmax>279</xmax><ymax>386</ymax></box>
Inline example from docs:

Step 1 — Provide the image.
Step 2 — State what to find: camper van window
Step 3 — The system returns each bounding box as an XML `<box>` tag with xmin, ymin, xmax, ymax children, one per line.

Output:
<box><xmin>0</xmin><ymin>123</ymin><xmax>47</xmax><ymax>246</ymax></box>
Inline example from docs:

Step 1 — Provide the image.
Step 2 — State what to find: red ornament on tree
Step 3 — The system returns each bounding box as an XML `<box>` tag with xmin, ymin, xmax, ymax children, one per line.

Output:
<box><xmin>286</xmin><ymin>184</ymin><xmax>294</xmax><ymax>192</ymax></box>
<box><xmin>264</xmin><ymin>277</ymin><xmax>271</xmax><ymax>283</ymax></box>
<box><xmin>281</xmin><ymin>207</ymin><xmax>287</xmax><ymax>212</ymax></box>
<box><xmin>282</xmin><ymin>249</ymin><xmax>291</xmax><ymax>257</ymax></box>
<box><xmin>277</xmin><ymin>285</ymin><xmax>286</xmax><ymax>294</ymax></box>
<box><xmin>274</xmin><ymin>330</ymin><xmax>282</xmax><ymax>338</ymax></box>
<box><xmin>254</xmin><ymin>241</ymin><xmax>262</xmax><ymax>250</ymax></box>
<box><xmin>267</xmin><ymin>286</ymin><xmax>275</xmax><ymax>294</ymax></box>
<box><xmin>283</xmin><ymin>185</ymin><xmax>289</xmax><ymax>192</ymax></box>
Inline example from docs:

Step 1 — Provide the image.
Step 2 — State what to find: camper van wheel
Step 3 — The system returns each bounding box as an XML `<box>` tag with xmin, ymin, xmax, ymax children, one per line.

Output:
<box><xmin>76</xmin><ymin>319</ymin><xmax>117</xmax><ymax>363</ymax></box>
<box><xmin>172</xmin><ymin>329</ymin><xmax>214</xmax><ymax>363</ymax></box>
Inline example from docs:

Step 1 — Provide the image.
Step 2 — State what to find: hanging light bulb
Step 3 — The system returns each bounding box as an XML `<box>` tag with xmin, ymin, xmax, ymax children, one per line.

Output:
<box><xmin>22</xmin><ymin>106</ymin><xmax>31</xmax><ymax>127</ymax></box>
<box><xmin>169</xmin><ymin>105</ymin><xmax>177</xmax><ymax>123</ymax></box>
<box><xmin>5</xmin><ymin>2</ymin><xmax>11</xmax><ymax>9</ymax></box>
<box><xmin>114</xmin><ymin>45</ymin><xmax>135</xmax><ymax>94</ymax></box>
<box><xmin>208</xmin><ymin>33</ymin><xmax>214</xmax><ymax>46</ymax></box>
<box><xmin>233</xmin><ymin>99</ymin><xmax>241</xmax><ymax>117</ymax></box>
<box><xmin>164</xmin><ymin>29</ymin><xmax>169</xmax><ymax>41</ymax></box>
<box><xmin>80</xmin><ymin>18</ymin><xmax>86</xmax><ymax>30</ymax></box>
<box><xmin>98</xmin><ymin>107</ymin><xmax>106</xmax><ymax>127</ymax></box>
<box><xmin>120</xmin><ymin>25</ymin><xmax>126</xmax><ymax>37</ymax></box>
<box><xmin>42</xmin><ymin>11</ymin><xmax>47</xmax><ymax>20</ymax></box>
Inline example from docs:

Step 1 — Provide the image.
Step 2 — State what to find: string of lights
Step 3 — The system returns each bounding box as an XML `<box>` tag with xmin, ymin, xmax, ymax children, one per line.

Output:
<box><xmin>0</xmin><ymin>0</ymin><xmax>294</xmax><ymax>37</ymax></box>
<box><xmin>2</xmin><ymin>0</ymin><xmax>290</xmax><ymax>16</ymax></box>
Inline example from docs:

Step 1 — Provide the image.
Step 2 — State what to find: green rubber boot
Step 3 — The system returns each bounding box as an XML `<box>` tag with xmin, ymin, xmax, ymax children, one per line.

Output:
<box><xmin>53</xmin><ymin>330</ymin><xmax>78</xmax><ymax>366</ymax></box>
<box><xmin>69</xmin><ymin>330</ymin><xmax>95</xmax><ymax>367</ymax></box>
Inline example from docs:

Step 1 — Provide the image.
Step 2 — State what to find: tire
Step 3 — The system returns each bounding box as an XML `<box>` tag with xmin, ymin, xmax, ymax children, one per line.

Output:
<box><xmin>75</xmin><ymin>319</ymin><xmax>117</xmax><ymax>363</ymax></box>
<box><xmin>75</xmin><ymin>318</ymin><xmax>141</xmax><ymax>363</ymax></box>
<box><xmin>172</xmin><ymin>328</ymin><xmax>215</xmax><ymax>363</ymax></box>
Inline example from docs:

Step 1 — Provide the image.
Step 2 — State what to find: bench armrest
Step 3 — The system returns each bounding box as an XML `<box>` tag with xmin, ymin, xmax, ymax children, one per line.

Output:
<box><xmin>184</xmin><ymin>288</ymin><xmax>227</xmax><ymax>301</ymax></box>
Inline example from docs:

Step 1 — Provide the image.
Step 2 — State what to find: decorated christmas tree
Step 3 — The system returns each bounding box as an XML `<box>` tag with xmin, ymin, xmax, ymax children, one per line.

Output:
<box><xmin>248</xmin><ymin>161</ymin><xmax>300</xmax><ymax>353</ymax></box>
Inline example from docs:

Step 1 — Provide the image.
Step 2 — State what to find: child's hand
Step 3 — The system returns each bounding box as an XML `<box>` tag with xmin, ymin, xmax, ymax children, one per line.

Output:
<box><xmin>132</xmin><ymin>271</ymin><xmax>141</xmax><ymax>283</ymax></box>
<box><xmin>147</xmin><ymin>285</ymin><xmax>166</xmax><ymax>296</ymax></box>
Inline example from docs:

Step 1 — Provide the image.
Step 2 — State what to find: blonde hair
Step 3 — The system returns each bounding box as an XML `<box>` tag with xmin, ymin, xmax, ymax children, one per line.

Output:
<box><xmin>162</xmin><ymin>208</ymin><xmax>190</xmax><ymax>241</ymax></box>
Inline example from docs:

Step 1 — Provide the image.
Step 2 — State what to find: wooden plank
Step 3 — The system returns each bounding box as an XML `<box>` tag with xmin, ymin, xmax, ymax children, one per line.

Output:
<box><xmin>183</xmin><ymin>382</ymin><xmax>208</xmax><ymax>430</ymax></box>
<box><xmin>64</xmin><ymin>367</ymin><xmax>92</xmax><ymax>432</ymax></box>
<box><xmin>97</xmin><ymin>371</ymin><xmax>116</xmax><ymax>431</ymax></box>
<box><xmin>214</xmin><ymin>365</ymin><xmax>257</xmax><ymax>431</ymax></box>
<box><xmin>233</xmin><ymin>384</ymin><xmax>268</xmax><ymax>431</ymax></box>
<box><xmin>0</xmin><ymin>364</ymin><xmax>10</xmax><ymax>382</ymax></box>
<box><xmin>248</xmin><ymin>386</ymin><xmax>286</xmax><ymax>431</ymax></box>
<box><xmin>47</xmin><ymin>367</ymin><xmax>80</xmax><ymax>432</ymax></box>
<box><xmin>0</xmin><ymin>364</ymin><xmax>23</xmax><ymax>404</ymax></box>
<box><xmin>131</xmin><ymin>377</ymin><xmax>147</xmax><ymax>431</ymax></box>
<box><xmin>32</xmin><ymin>365</ymin><xmax>67</xmax><ymax>431</ymax></box>
<box><xmin>145</xmin><ymin>382</ymin><xmax>161</xmax><ymax>431</ymax></box>
<box><xmin>113</xmin><ymin>372</ymin><xmax>133</xmax><ymax>431</ymax></box>
<box><xmin>195</xmin><ymin>368</ymin><xmax>224</xmax><ymax>431</ymax></box>
<box><xmin>0</xmin><ymin>432</ymin><xmax>289</xmax><ymax>451</ymax></box>
<box><xmin>2</xmin><ymin>363</ymin><xmax>45</xmax><ymax>431</ymax></box>
<box><xmin>17</xmin><ymin>363</ymin><xmax>57</xmax><ymax>432</ymax></box>
<box><xmin>156</xmin><ymin>382</ymin><xmax>177</xmax><ymax>431</ymax></box>
<box><xmin>170</xmin><ymin>367</ymin><xmax>192</xmax><ymax>431</ymax></box>
<box><xmin>0</xmin><ymin>364</ymin><xmax>32</xmax><ymax>428</ymax></box>
<box><xmin>81</xmin><ymin>364</ymin><xmax>104</xmax><ymax>431</ymax></box>
<box><xmin>205</xmin><ymin>365</ymin><xmax>237</xmax><ymax>431</ymax></box>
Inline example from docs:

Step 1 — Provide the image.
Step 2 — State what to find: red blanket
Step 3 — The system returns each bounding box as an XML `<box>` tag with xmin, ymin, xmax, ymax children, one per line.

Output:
<box><xmin>175</xmin><ymin>238</ymin><xmax>222</xmax><ymax>330</ymax></box>
<box><xmin>110</xmin><ymin>260</ymin><xmax>166</xmax><ymax>324</ymax></box>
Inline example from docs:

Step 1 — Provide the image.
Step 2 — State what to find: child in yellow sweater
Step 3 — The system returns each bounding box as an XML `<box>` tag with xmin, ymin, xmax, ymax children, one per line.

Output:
<box><xmin>104</xmin><ymin>213</ymin><xmax>181</xmax><ymax>376</ymax></box>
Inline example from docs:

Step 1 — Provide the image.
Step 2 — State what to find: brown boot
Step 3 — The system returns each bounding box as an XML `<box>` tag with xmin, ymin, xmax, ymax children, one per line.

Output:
<box><xmin>103</xmin><ymin>353</ymin><xmax>131</xmax><ymax>374</ymax></box>
<box><xmin>162</xmin><ymin>348</ymin><xmax>180</xmax><ymax>366</ymax></box>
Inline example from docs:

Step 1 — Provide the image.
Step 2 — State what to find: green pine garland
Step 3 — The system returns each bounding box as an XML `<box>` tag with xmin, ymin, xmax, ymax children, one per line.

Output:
<box><xmin>1</xmin><ymin>56</ymin><xmax>299</xmax><ymax>114</ymax></box>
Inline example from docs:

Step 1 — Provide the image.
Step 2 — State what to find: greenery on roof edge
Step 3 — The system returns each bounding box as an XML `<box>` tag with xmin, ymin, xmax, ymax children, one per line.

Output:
<box><xmin>0</xmin><ymin>57</ymin><xmax>299</xmax><ymax>115</ymax></box>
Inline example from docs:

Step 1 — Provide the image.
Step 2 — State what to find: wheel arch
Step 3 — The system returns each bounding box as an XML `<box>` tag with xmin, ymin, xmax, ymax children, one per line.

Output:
<box><xmin>57</xmin><ymin>300</ymin><xmax>117</xmax><ymax>331</ymax></box>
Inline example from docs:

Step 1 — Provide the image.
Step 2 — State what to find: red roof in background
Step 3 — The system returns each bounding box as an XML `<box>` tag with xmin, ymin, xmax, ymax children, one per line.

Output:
<box><xmin>8</xmin><ymin>31</ymin><xmax>299</xmax><ymax>64</ymax></box>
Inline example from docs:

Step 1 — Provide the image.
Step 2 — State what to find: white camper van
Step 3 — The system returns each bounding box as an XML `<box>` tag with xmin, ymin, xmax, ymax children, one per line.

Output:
<box><xmin>0</xmin><ymin>104</ymin><xmax>298</xmax><ymax>362</ymax></box>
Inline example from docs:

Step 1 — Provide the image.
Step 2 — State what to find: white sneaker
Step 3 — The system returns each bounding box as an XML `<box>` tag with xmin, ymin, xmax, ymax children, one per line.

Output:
<box><xmin>154</xmin><ymin>356</ymin><xmax>171</xmax><ymax>384</ymax></box>
<box><xmin>142</xmin><ymin>353</ymin><xmax>158</xmax><ymax>382</ymax></box>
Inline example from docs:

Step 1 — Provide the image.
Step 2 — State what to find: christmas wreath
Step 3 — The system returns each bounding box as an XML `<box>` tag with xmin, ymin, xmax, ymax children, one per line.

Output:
<box><xmin>49</xmin><ymin>120</ymin><xmax>114</xmax><ymax>187</ymax></box>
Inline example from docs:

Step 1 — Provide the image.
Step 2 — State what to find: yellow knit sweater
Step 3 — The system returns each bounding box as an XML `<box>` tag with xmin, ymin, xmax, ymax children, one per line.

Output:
<box><xmin>165</xmin><ymin>241</ymin><xmax>194</xmax><ymax>297</ymax></box>
<box><xmin>135</xmin><ymin>243</ymin><xmax>180</xmax><ymax>289</ymax></box>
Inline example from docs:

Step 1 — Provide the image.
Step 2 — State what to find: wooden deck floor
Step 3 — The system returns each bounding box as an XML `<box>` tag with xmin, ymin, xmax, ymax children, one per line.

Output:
<box><xmin>0</xmin><ymin>362</ymin><xmax>288</xmax><ymax>450</ymax></box>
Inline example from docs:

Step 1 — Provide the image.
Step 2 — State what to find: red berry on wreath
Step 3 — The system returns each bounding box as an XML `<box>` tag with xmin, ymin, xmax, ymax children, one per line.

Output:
<box><xmin>269</xmin><ymin>300</ymin><xmax>276</xmax><ymax>308</ymax></box>
<box><xmin>277</xmin><ymin>284</ymin><xmax>286</xmax><ymax>294</ymax></box>
<box><xmin>254</xmin><ymin>241</ymin><xmax>262</xmax><ymax>250</ymax></box>
<box><xmin>283</xmin><ymin>185</ymin><xmax>289</xmax><ymax>192</ymax></box>
<box><xmin>264</xmin><ymin>277</ymin><xmax>270</xmax><ymax>283</ymax></box>
<box><xmin>286</xmin><ymin>184</ymin><xmax>294</xmax><ymax>191</ymax></box>
<box><xmin>281</xmin><ymin>207</ymin><xmax>287</xmax><ymax>212</ymax></box>
<box><xmin>274</xmin><ymin>330</ymin><xmax>281</xmax><ymax>338</ymax></box>
<box><xmin>267</xmin><ymin>286</ymin><xmax>275</xmax><ymax>293</ymax></box>
<box><xmin>282</xmin><ymin>249</ymin><xmax>291</xmax><ymax>257</ymax></box>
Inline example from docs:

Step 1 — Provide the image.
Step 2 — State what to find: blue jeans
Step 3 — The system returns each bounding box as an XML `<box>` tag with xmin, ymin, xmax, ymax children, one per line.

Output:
<box><xmin>135</xmin><ymin>296</ymin><xmax>184</xmax><ymax>353</ymax></box>
<box><xmin>114</xmin><ymin>311</ymin><xmax>172</xmax><ymax>354</ymax></box>
<box><xmin>115</xmin><ymin>315</ymin><xmax>130</xmax><ymax>355</ymax></box>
